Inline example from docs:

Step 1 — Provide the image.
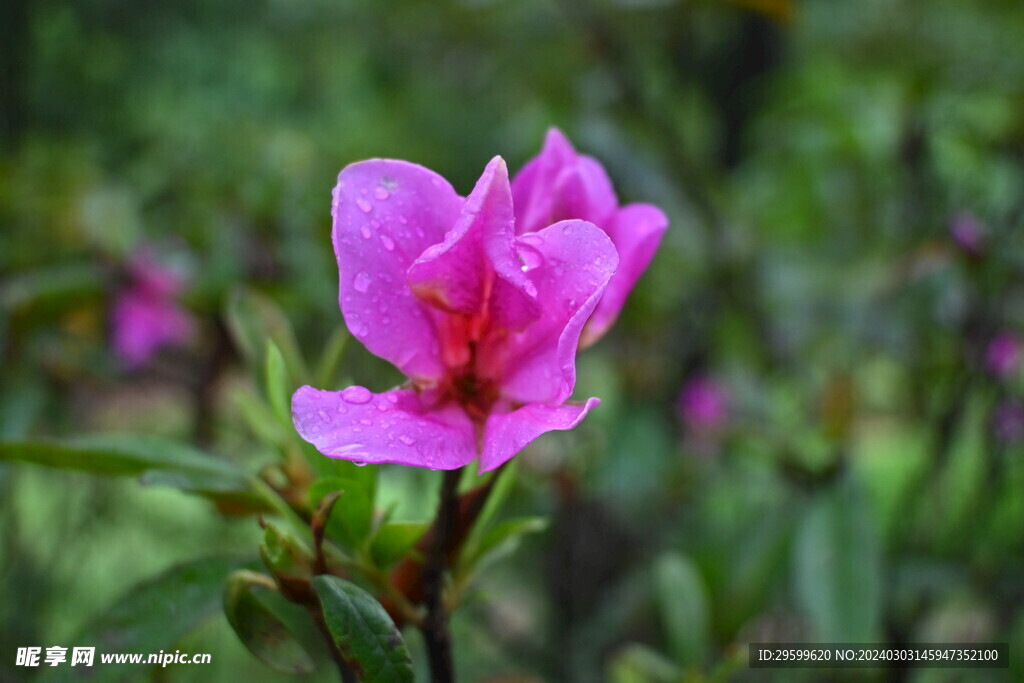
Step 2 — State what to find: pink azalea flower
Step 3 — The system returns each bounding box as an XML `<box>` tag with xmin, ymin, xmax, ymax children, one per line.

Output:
<box><xmin>512</xmin><ymin>128</ymin><xmax>668</xmax><ymax>347</ymax></box>
<box><xmin>678</xmin><ymin>376</ymin><xmax>729</xmax><ymax>433</ymax></box>
<box><xmin>949</xmin><ymin>211</ymin><xmax>985</xmax><ymax>255</ymax></box>
<box><xmin>292</xmin><ymin>156</ymin><xmax>618</xmax><ymax>473</ymax></box>
<box><xmin>111</xmin><ymin>250</ymin><xmax>194</xmax><ymax>367</ymax></box>
<box><xmin>986</xmin><ymin>333</ymin><xmax>1020</xmax><ymax>379</ymax></box>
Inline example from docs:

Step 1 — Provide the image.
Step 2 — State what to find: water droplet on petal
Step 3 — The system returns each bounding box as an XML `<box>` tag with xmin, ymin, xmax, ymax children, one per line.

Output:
<box><xmin>359</xmin><ymin>418</ymin><xmax>372</xmax><ymax>426</ymax></box>
<box><xmin>399</xmin><ymin>435</ymin><xmax>416</xmax><ymax>446</ymax></box>
<box><xmin>341</xmin><ymin>386</ymin><xmax>373</xmax><ymax>404</ymax></box>
<box><xmin>374</xmin><ymin>187</ymin><xmax>390</xmax><ymax>200</ymax></box>
<box><xmin>380</xmin><ymin>234</ymin><xmax>395</xmax><ymax>251</ymax></box>
<box><xmin>398</xmin><ymin>215</ymin><xmax>408</xmax><ymax>224</ymax></box>
<box><xmin>353</xmin><ymin>271</ymin><xmax>372</xmax><ymax>293</ymax></box>
<box><xmin>386</xmin><ymin>393</ymin><xmax>399</xmax><ymax>404</ymax></box>
<box><xmin>353</xmin><ymin>461</ymin><xmax>367</xmax><ymax>467</ymax></box>
<box><xmin>356</xmin><ymin>198</ymin><xmax>372</xmax><ymax>213</ymax></box>
<box><xmin>360</xmin><ymin>226</ymin><xmax>372</xmax><ymax>239</ymax></box>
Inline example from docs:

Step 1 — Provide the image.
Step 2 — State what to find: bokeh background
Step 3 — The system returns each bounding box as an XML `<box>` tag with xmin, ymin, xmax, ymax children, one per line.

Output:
<box><xmin>3</xmin><ymin>0</ymin><xmax>1024</xmax><ymax>680</ymax></box>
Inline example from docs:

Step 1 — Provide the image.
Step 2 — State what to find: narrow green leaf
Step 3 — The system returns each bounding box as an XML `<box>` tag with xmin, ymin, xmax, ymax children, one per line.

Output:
<box><xmin>314</xmin><ymin>324</ymin><xmax>350</xmax><ymax>389</ymax></box>
<box><xmin>309</xmin><ymin>477</ymin><xmax>374</xmax><ymax>549</ymax></box>
<box><xmin>793</xmin><ymin>478</ymin><xmax>882</xmax><ymax>642</ymax></box>
<box><xmin>224</xmin><ymin>570</ymin><xmax>316</xmax><ymax>674</ymax></box>
<box><xmin>654</xmin><ymin>552</ymin><xmax>710</xmax><ymax>668</ymax></box>
<box><xmin>265</xmin><ymin>341</ymin><xmax>291</xmax><ymax>425</ymax></box>
<box><xmin>0</xmin><ymin>433</ymin><xmax>238</xmax><ymax>476</ymax></box>
<box><xmin>225</xmin><ymin>287</ymin><xmax>309</xmax><ymax>383</ymax></box>
<box><xmin>370</xmin><ymin>522</ymin><xmax>427</xmax><ymax>569</ymax></box>
<box><xmin>465</xmin><ymin>516</ymin><xmax>547</xmax><ymax>573</ymax></box>
<box><xmin>473</xmin><ymin>460</ymin><xmax>518</xmax><ymax>536</ymax></box>
<box><xmin>235</xmin><ymin>388</ymin><xmax>288</xmax><ymax>446</ymax></box>
<box><xmin>0</xmin><ymin>434</ymin><xmax>269</xmax><ymax>510</ymax></box>
<box><xmin>312</xmin><ymin>575</ymin><xmax>414</xmax><ymax>683</ymax></box>
<box><xmin>0</xmin><ymin>262</ymin><xmax>106</xmax><ymax>313</ymax></box>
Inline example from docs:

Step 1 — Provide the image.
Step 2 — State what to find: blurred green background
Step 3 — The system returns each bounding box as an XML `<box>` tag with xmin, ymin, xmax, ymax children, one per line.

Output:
<box><xmin>2</xmin><ymin>0</ymin><xmax>1024</xmax><ymax>680</ymax></box>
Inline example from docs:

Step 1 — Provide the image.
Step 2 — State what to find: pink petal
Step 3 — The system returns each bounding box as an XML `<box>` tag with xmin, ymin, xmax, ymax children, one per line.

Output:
<box><xmin>550</xmin><ymin>155</ymin><xmax>619</xmax><ymax>228</ymax></box>
<box><xmin>333</xmin><ymin>160</ymin><xmax>462</xmax><ymax>383</ymax></box>
<box><xmin>479</xmin><ymin>398</ymin><xmax>600</xmax><ymax>473</ymax></box>
<box><xmin>292</xmin><ymin>385</ymin><xmax>478</xmax><ymax>469</ymax></box>
<box><xmin>112</xmin><ymin>291</ymin><xmax>194</xmax><ymax>367</ymax></box>
<box><xmin>511</xmin><ymin>128</ymin><xmax>578</xmax><ymax>235</ymax></box>
<box><xmin>408</xmin><ymin>157</ymin><xmax>540</xmax><ymax>330</ymax></box>
<box><xmin>581</xmin><ymin>203</ymin><xmax>668</xmax><ymax>348</ymax></box>
<box><xmin>484</xmin><ymin>220</ymin><xmax>618</xmax><ymax>404</ymax></box>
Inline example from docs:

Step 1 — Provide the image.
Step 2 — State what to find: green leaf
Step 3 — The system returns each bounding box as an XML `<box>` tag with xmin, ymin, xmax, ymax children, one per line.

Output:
<box><xmin>312</xmin><ymin>575</ymin><xmax>414</xmax><ymax>683</ymax></box>
<box><xmin>0</xmin><ymin>262</ymin><xmax>105</xmax><ymax>314</ymax></box>
<box><xmin>370</xmin><ymin>522</ymin><xmax>427</xmax><ymax>568</ymax></box>
<box><xmin>608</xmin><ymin>644</ymin><xmax>681</xmax><ymax>683</ymax></box>
<box><xmin>793</xmin><ymin>478</ymin><xmax>882</xmax><ymax>642</ymax></box>
<box><xmin>314</xmin><ymin>324</ymin><xmax>350</xmax><ymax>389</ymax></box>
<box><xmin>654</xmin><ymin>552</ymin><xmax>710</xmax><ymax>668</ymax></box>
<box><xmin>465</xmin><ymin>516</ymin><xmax>547</xmax><ymax>573</ymax></box>
<box><xmin>309</xmin><ymin>477</ymin><xmax>375</xmax><ymax>549</ymax></box>
<box><xmin>0</xmin><ymin>433</ymin><xmax>237</xmax><ymax>475</ymax></box>
<box><xmin>224</xmin><ymin>570</ymin><xmax>316</xmax><ymax>674</ymax></box>
<box><xmin>260</xmin><ymin>522</ymin><xmax>315</xmax><ymax>583</ymax></box>
<box><xmin>265</xmin><ymin>341</ymin><xmax>291</xmax><ymax>425</ymax></box>
<box><xmin>235</xmin><ymin>388</ymin><xmax>288</xmax><ymax>446</ymax></box>
<box><xmin>225</xmin><ymin>286</ymin><xmax>309</xmax><ymax>383</ymax></box>
<box><xmin>0</xmin><ymin>434</ymin><xmax>268</xmax><ymax>510</ymax></box>
<box><xmin>65</xmin><ymin>556</ymin><xmax>257</xmax><ymax>681</ymax></box>
<box><xmin>472</xmin><ymin>460</ymin><xmax>518</xmax><ymax>536</ymax></box>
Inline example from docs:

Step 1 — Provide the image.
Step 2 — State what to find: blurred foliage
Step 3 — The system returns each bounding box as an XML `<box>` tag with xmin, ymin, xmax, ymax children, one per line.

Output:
<box><xmin>2</xmin><ymin>0</ymin><xmax>1024</xmax><ymax>681</ymax></box>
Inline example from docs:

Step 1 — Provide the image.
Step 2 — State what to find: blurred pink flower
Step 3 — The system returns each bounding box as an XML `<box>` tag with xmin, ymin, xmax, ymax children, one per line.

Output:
<box><xmin>986</xmin><ymin>333</ymin><xmax>1019</xmax><ymax>379</ymax></box>
<box><xmin>512</xmin><ymin>128</ymin><xmax>668</xmax><ymax>347</ymax></box>
<box><xmin>949</xmin><ymin>212</ymin><xmax>985</xmax><ymax>255</ymax></box>
<box><xmin>678</xmin><ymin>376</ymin><xmax>729</xmax><ymax>433</ymax></box>
<box><xmin>111</xmin><ymin>250</ymin><xmax>194</xmax><ymax>367</ymax></box>
<box><xmin>293</xmin><ymin>156</ymin><xmax>618</xmax><ymax>473</ymax></box>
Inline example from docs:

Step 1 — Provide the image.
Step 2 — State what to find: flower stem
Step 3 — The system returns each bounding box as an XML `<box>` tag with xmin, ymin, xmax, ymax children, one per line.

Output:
<box><xmin>420</xmin><ymin>467</ymin><xmax>462</xmax><ymax>682</ymax></box>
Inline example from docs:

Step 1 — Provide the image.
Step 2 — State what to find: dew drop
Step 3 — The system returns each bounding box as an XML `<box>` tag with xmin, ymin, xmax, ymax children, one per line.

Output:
<box><xmin>353</xmin><ymin>271</ymin><xmax>372</xmax><ymax>293</ymax></box>
<box><xmin>374</xmin><ymin>187</ymin><xmax>390</xmax><ymax>200</ymax></box>
<box><xmin>359</xmin><ymin>418</ymin><xmax>372</xmax><ymax>426</ymax></box>
<box><xmin>341</xmin><ymin>386</ymin><xmax>372</xmax><ymax>404</ymax></box>
<box><xmin>360</xmin><ymin>226</ymin><xmax>372</xmax><ymax>239</ymax></box>
<box><xmin>399</xmin><ymin>435</ymin><xmax>416</xmax><ymax>445</ymax></box>
<box><xmin>356</xmin><ymin>198</ymin><xmax>372</xmax><ymax>213</ymax></box>
<box><xmin>398</xmin><ymin>215</ymin><xmax>408</xmax><ymax>225</ymax></box>
<box><xmin>380</xmin><ymin>234</ymin><xmax>395</xmax><ymax>251</ymax></box>
<box><xmin>353</xmin><ymin>461</ymin><xmax>368</xmax><ymax>467</ymax></box>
